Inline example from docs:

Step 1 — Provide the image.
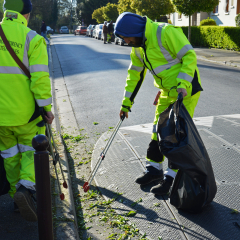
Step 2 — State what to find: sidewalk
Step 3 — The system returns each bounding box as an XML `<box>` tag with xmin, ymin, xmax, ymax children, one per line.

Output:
<box><xmin>92</xmin><ymin>115</ymin><xmax>240</xmax><ymax>240</ymax></box>
<box><xmin>194</xmin><ymin>47</ymin><xmax>240</xmax><ymax>68</ymax></box>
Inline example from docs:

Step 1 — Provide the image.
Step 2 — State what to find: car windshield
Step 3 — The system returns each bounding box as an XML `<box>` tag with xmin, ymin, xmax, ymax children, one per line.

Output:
<box><xmin>62</xmin><ymin>26</ymin><xmax>68</xmax><ymax>29</ymax></box>
<box><xmin>81</xmin><ymin>27</ymin><xmax>87</xmax><ymax>29</ymax></box>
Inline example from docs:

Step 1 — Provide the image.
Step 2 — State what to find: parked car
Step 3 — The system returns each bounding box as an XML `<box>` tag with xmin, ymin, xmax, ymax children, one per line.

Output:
<box><xmin>60</xmin><ymin>26</ymin><xmax>69</xmax><ymax>34</ymax></box>
<box><xmin>101</xmin><ymin>23</ymin><xmax>115</xmax><ymax>42</ymax></box>
<box><xmin>74</xmin><ymin>26</ymin><xmax>80</xmax><ymax>35</ymax></box>
<box><xmin>114</xmin><ymin>36</ymin><xmax>126</xmax><ymax>46</ymax></box>
<box><xmin>46</xmin><ymin>26</ymin><xmax>54</xmax><ymax>34</ymax></box>
<box><xmin>75</xmin><ymin>26</ymin><xmax>87</xmax><ymax>35</ymax></box>
<box><xmin>86</xmin><ymin>25</ymin><xmax>95</xmax><ymax>37</ymax></box>
<box><xmin>90</xmin><ymin>25</ymin><xmax>96</xmax><ymax>37</ymax></box>
<box><xmin>92</xmin><ymin>24</ymin><xmax>98</xmax><ymax>38</ymax></box>
<box><xmin>94</xmin><ymin>24</ymin><xmax>103</xmax><ymax>40</ymax></box>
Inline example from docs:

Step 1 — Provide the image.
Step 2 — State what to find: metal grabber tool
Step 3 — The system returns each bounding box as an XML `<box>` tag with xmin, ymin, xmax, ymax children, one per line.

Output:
<box><xmin>83</xmin><ymin>113</ymin><xmax>126</xmax><ymax>192</ymax></box>
<box><xmin>39</xmin><ymin>108</ymin><xmax>68</xmax><ymax>200</ymax></box>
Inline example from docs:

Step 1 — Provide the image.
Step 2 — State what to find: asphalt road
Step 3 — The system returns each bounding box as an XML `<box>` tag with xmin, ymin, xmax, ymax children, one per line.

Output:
<box><xmin>52</xmin><ymin>34</ymin><xmax>240</xmax><ymax>138</ymax></box>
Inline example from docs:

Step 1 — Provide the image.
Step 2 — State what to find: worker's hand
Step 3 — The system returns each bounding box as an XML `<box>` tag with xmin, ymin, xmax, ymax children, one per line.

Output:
<box><xmin>120</xmin><ymin>110</ymin><xmax>128</xmax><ymax>119</ymax></box>
<box><xmin>177</xmin><ymin>88</ymin><xmax>187</xmax><ymax>98</ymax></box>
<box><xmin>44</xmin><ymin>111</ymin><xmax>55</xmax><ymax>124</ymax></box>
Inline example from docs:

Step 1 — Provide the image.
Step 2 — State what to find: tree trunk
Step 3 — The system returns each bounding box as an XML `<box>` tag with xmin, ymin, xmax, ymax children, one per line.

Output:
<box><xmin>188</xmin><ymin>15</ymin><xmax>191</xmax><ymax>43</ymax></box>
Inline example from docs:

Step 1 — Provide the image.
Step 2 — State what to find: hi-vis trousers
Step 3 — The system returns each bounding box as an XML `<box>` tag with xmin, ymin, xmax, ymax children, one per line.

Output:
<box><xmin>0</xmin><ymin>116</ymin><xmax>45</xmax><ymax>198</ymax></box>
<box><xmin>146</xmin><ymin>91</ymin><xmax>201</xmax><ymax>178</ymax></box>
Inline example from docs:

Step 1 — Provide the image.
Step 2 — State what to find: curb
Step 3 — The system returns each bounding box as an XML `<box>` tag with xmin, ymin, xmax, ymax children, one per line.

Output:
<box><xmin>49</xmin><ymin>43</ymin><xmax>80</xmax><ymax>240</ymax></box>
<box><xmin>196</xmin><ymin>55</ymin><xmax>240</xmax><ymax>68</ymax></box>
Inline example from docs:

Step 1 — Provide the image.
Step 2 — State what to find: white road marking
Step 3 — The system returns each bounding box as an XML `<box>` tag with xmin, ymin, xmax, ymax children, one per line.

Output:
<box><xmin>120</xmin><ymin>114</ymin><xmax>240</xmax><ymax>134</ymax></box>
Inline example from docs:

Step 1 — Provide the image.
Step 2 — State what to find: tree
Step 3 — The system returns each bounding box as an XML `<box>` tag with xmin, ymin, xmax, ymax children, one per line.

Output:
<box><xmin>102</xmin><ymin>3</ymin><xmax>119</xmax><ymax>22</ymax></box>
<box><xmin>76</xmin><ymin>0</ymin><xmax>118</xmax><ymax>26</ymax></box>
<box><xmin>118</xmin><ymin>0</ymin><xmax>136</xmax><ymax>14</ymax></box>
<box><xmin>131</xmin><ymin>0</ymin><xmax>175</xmax><ymax>21</ymax></box>
<box><xmin>172</xmin><ymin>0</ymin><xmax>219</xmax><ymax>42</ymax></box>
<box><xmin>0</xmin><ymin>0</ymin><xmax>4</xmax><ymax>20</ymax></box>
<box><xmin>92</xmin><ymin>7</ymin><xmax>105</xmax><ymax>23</ymax></box>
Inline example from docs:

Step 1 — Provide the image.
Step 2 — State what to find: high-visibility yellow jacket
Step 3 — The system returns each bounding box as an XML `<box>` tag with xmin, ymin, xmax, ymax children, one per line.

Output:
<box><xmin>0</xmin><ymin>10</ymin><xmax>52</xmax><ymax>126</ymax></box>
<box><xmin>121</xmin><ymin>17</ymin><xmax>202</xmax><ymax>112</ymax></box>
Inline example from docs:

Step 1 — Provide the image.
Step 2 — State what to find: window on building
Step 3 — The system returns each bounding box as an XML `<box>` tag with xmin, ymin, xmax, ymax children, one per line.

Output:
<box><xmin>225</xmin><ymin>0</ymin><xmax>229</xmax><ymax>12</ymax></box>
<box><xmin>178</xmin><ymin>13</ymin><xmax>182</xmax><ymax>19</ymax></box>
<box><xmin>213</xmin><ymin>5</ymin><xmax>219</xmax><ymax>13</ymax></box>
<box><xmin>230</xmin><ymin>0</ymin><xmax>234</xmax><ymax>6</ymax></box>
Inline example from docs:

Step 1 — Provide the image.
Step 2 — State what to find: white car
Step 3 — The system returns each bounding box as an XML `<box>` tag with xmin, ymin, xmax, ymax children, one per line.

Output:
<box><xmin>60</xmin><ymin>26</ymin><xmax>69</xmax><ymax>34</ymax></box>
<box><xmin>46</xmin><ymin>26</ymin><xmax>54</xmax><ymax>34</ymax></box>
<box><xmin>94</xmin><ymin>24</ymin><xmax>103</xmax><ymax>40</ymax></box>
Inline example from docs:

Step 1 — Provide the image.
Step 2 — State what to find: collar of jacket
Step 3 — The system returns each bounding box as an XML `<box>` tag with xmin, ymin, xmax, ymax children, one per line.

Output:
<box><xmin>141</xmin><ymin>16</ymin><xmax>155</xmax><ymax>48</ymax></box>
<box><xmin>2</xmin><ymin>10</ymin><xmax>28</xmax><ymax>27</ymax></box>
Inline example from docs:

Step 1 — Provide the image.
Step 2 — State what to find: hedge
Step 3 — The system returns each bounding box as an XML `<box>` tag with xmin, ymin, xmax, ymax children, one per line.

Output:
<box><xmin>181</xmin><ymin>26</ymin><xmax>240</xmax><ymax>51</ymax></box>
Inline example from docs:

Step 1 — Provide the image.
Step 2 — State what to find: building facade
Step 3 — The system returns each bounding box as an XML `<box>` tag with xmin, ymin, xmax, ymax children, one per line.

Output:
<box><xmin>170</xmin><ymin>0</ymin><xmax>240</xmax><ymax>26</ymax></box>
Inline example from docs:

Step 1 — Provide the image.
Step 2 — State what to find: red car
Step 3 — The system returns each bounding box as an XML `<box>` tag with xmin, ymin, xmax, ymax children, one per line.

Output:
<box><xmin>74</xmin><ymin>26</ymin><xmax>87</xmax><ymax>35</ymax></box>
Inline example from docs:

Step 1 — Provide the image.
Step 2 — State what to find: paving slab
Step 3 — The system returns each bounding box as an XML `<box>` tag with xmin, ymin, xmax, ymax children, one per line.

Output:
<box><xmin>92</xmin><ymin>115</ymin><xmax>240</xmax><ymax>240</ymax></box>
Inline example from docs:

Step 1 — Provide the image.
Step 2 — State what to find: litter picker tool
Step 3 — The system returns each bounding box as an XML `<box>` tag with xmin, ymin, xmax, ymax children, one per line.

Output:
<box><xmin>83</xmin><ymin>113</ymin><xmax>125</xmax><ymax>192</ymax></box>
<box><xmin>39</xmin><ymin>108</ymin><xmax>68</xmax><ymax>200</ymax></box>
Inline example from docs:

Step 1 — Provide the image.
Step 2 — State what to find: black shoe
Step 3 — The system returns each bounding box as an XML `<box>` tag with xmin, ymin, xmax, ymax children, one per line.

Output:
<box><xmin>108</xmin><ymin>42</ymin><xmax>112</xmax><ymax>44</ymax></box>
<box><xmin>135</xmin><ymin>166</ymin><xmax>163</xmax><ymax>185</ymax></box>
<box><xmin>150</xmin><ymin>176</ymin><xmax>173</xmax><ymax>195</ymax></box>
<box><xmin>14</xmin><ymin>185</ymin><xmax>37</xmax><ymax>222</ymax></box>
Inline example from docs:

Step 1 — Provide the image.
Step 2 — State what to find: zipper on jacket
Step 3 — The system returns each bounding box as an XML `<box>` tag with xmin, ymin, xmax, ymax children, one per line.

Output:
<box><xmin>142</xmin><ymin>45</ymin><xmax>164</xmax><ymax>88</ymax></box>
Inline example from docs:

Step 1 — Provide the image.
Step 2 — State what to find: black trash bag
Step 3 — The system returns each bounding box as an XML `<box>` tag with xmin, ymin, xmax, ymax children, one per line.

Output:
<box><xmin>157</xmin><ymin>93</ymin><xmax>217</xmax><ymax>213</ymax></box>
<box><xmin>0</xmin><ymin>154</ymin><xmax>10</xmax><ymax>196</ymax></box>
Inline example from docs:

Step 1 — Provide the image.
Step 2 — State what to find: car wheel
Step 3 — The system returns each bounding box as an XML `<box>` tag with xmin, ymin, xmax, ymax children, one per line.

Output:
<box><xmin>115</xmin><ymin>39</ymin><xmax>118</xmax><ymax>45</ymax></box>
<box><xmin>120</xmin><ymin>41</ymin><xmax>124</xmax><ymax>46</ymax></box>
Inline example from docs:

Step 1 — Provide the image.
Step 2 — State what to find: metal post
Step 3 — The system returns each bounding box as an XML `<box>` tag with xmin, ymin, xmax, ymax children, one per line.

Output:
<box><xmin>32</xmin><ymin>134</ymin><xmax>54</xmax><ymax>240</ymax></box>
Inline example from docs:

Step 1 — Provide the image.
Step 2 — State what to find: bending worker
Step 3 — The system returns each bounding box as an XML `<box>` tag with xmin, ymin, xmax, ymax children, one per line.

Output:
<box><xmin>0</xmin><ymin>0</ymin><xmax>54</xmax><ymax>221</ymax></box>
<box><xmin>114</xmin><ymin>12</ymin><xmax>203</xmax><ymax>196</ymax></box>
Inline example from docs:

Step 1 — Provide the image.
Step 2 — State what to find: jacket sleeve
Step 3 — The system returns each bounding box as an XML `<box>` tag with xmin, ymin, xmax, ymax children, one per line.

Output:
<box><xmin>29</xmin><ymin>37</ymin><xmax>52</xmax><ymax>112</ymax></box>
<box><xmin>121</xmin><ymin>48</ymin><xmax>147</xmax><ymax>112</ymax></box>
<box><xmin>163</xmin><ymin>26</ymin><xmax>197</xmax><ymax>90</ymax></box>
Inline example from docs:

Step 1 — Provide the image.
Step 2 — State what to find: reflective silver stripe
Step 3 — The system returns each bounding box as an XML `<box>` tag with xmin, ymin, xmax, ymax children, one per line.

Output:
<box><xmin>124</xmin><ymin>90</ymin><xmax>132</xmax><ymax>98</ymax></box>
<box><xmin>157</xmin><ymin>24</ymin><xmax>174</xmax><ymax>62</ymax></box>
<box><xmin>135</xmin><ymin>48</ymin><xmax>143</xmax><ymax>63</ymax></box>
<box><xmin>30</xmin><ymin>64</ymin><xmax>49</xmax><ymax>73</ymax></box>
<box><xmin>146</xmin><ymin>161</ymin><xmax>163</xmax><ymax>170</ymax></box>
<box><xmin>16</xmin><ymin>179</ymin><xmax>35</xmax><ymax>191</ymax></box>
<box><xmin>177</xmin><ymin>72</ymin><xmax>193</xmax><ymax>82</ymax></box>
<box><xmin>0</xmin><ymin>66</ymin><xmax>25</xmax><ymax>75</ymax></box>
<box><xmin>128</xmin><ymin>63</ymin><xmax>144</xmax><ymax>72</ymax></box>
<box><xmin>18</xmin><ymin>144</ymin><xmax>35</xmax><ymax>153</ymax></box>
<box><xmin>177</xmin><ymin>44</ymin><xmax>193</xmax><ymax>60</ymax></box>
<box><xmin>151</xmin><ymin>58</ymin><xmax>180</xmax><ymax>75</ymax></box>
<box><xmin>23</xmin><ymin>30</ymin><xmax>38</xmax><ymax>68</ymax></box>
<box><xmin>1</xmin><ymin>145</ymin><xmax>19</xmax><ymax>158</ymax></box>
<box><xmin>152</xmin><ymin>124</ymin><xmax>157</xmax><ymax>133</ymax></box>
<box><xmin>36</xmin><ymin>97</ymin><xmax>52</xmax><ymax>106</ymax></box>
